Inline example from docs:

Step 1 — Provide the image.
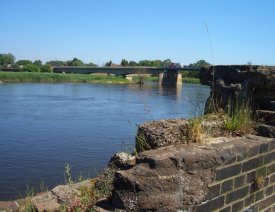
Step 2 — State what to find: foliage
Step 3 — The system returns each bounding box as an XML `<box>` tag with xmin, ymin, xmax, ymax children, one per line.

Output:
<box><xmin>135</xmin><ymin>131</ymin><xmax>151</xmax><ymax>152</ymax></box>
<box><xmin>139</xmin><ymin>59</ymin><xmax>163</xmax><ymax>67</ymax></box>
<box><xmin>46</xmin><ymin>60</ymin><xmax>66</xmax><ymax>66</ymax></box>
<box><xmin>67</xmin><ymin>58</ymin><xmax>84</xmax><ymax>66</ymax></box>
<box><xmin>129</xmin><ymin>60</ymin><xmax>138</xmax><ymax>66</ymax></box>
<box><xmin>121</xmin><ymin>59</ymin><xmax>129</xmax><ymax>66</ymax></box>
<box><xmin>65</xmin><ymin>163</ymin><xmax>73</xmax><ymax>185</ymax></box>
<box><xmin>33</xmin><ymin>60</ymin><xmax>42</xmax><ymax>67</ymax></box>
<box><xmin>189</xmin><ymin>59</ymin><xmax>211</xmax><ymax>68</ymax></box>
<box><xmin>105</xmin><ymin>60</ymin><xmax>112</xmax><ymax>67</ymax></box>
<box><xmin>181</xmin><ymin>70</ymin><xmax>200</xmax><ymax>78</ymax></box>
<box><xmin>223</xmin><ymin>99</ymin><xmax>254</xmax><ymax>135</ymax></box>
<box><xmin>186</xmin><ymin>118</ymin><xmax>205</xmax><ymax>143</ymax></box>
<box><xmin>86</xmin><ymin>62</ymin><xmax>97</xmax><ymax>67</ymax></box>
<box><xmin>16</xmin><ymin>60</ymin><xmax>33</xmax><ymax>66</ymax></box>
<box><xmin>183</xmin><ymin>78</ymin><xmax>200</xmax><ymax>84</ymax></box>
<box><xmin>41</xmin><ymin>64</ymin><xmax>52</xmax><ymax>73</ymax></box>
<box><xmin>162</xmin><ymin>59</ymin><xmax>172</xmax><ymax>67</ymax></box>
<box><xmin>18</xmin><ymin>186</ymin><xmax>36</xmax><ymax>212</ymax></box>
<box><xmin>0</xmin><ymin>53</ymin><xmax>15</xmax><ymax>67</ymax></box>
<box><xmin>10</xmin><ymin>63</ymin><xmax>20</xmax><ymax>68</ymax></box>
<box><xmin>23</xmin><ymin>64</ymin><xmax>40</xmax><ymax>72</ymax></box>
<box><xmin>0</xmin><ymin>71</ymin><xmax>130</xmax><ymax>83</ymax></box>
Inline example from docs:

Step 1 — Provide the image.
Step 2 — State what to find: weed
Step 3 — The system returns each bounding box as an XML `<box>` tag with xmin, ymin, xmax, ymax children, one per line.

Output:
<box><xmin>39</xmin><ymin>181</ymin><xmax>48</xmax><ymax>193</ymax></box>
<box><xmin>135</xmin><ymin>131</ymin><xmax>151</xmax><ymax>152</ymax></box>
<box><xmin>223</xmin><ymin>99</ymin><xmax>254</xmax><ymax>135</ymax></box>
<box><xmin>65</xmin><ymin>163</ymin><xmax>73</xmax><ymax>185</ymax></box>
<box><xmin>186</xmin><ymin>118</ymin><xmax>205</xmax><ymax>143</ymax></box>
<box><xmin>253</xmin><ymin>176</ymin><xmax>265</xmax><ymax>191</ymax></box>
<box><xmin>18</xmin><ymin>186</ymin><xmax>36</xmax><ymax>212</ymax></box>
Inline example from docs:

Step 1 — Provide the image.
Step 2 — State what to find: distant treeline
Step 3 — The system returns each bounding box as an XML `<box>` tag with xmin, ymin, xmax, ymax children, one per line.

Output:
<box><xmin>0</xmin><ymin>53</ymin><xmax>211</xmax><ymax>73</ymax></box>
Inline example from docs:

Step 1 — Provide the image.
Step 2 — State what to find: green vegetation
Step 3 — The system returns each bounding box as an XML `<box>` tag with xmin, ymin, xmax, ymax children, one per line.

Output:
<box><xmin>189</xmin><ymin>59</ymin><xmax>211</xmax><ymax>68</ymax></box>
<box><xmin>223</xmin><ymin>99</ymin><xmax>254</xmax><ymax>135</ymax></box>
<box><xmin>183</xmin><ymin>78</ymin><xmax>200</xmax><ymax>84</ymax></box>
<box><xmin>64</xmin><ymin>163</ymin><xmax>73</xmax><ymax>185</ymax></box>
<box><xmin>136</xmin><ymin>131</ymin><xmax>151</xmax><ymax>152</ymax></box>
<box><xmin>0</xmin><ymin>53</ymin><xmax>15</xmax><ymax>67</ymax></box>
<box><xmin>0</xmin><ymin>71</ymin><xmax>130</xmax><ymax>84</ymax></box>
<box><xmin>186</xmin><ymin>98</ymin><xmax>254</xmax><ymax>143</ymax></box>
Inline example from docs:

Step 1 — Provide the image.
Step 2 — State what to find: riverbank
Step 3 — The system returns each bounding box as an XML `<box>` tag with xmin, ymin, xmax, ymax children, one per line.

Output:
<box><xmin>0</xmin><ymin>71</ymin><xmax>130</xmax><ymax>84</ymax></box>
<box><xmin>0</xmin><ymin>72</ymin><xmax>200</xmax><ymax>84</ymax></box>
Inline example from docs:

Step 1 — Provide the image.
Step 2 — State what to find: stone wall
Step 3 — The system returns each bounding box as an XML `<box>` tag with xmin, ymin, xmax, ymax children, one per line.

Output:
<box><xmin>200</xmin><ymin>65</ymin><xmax>275</xmax><ymax>138</ymax></box>
<box><xmin>111</xmin><ymin>135</ymin><xmax>275</xmax><ymax>211</ymax></box>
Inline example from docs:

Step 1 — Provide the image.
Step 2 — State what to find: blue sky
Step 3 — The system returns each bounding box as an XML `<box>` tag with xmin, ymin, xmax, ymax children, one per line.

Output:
<box><xmin>1</xmin><ymin>0</ymin><xmax>275</xmax><ymax>65</ymax></box>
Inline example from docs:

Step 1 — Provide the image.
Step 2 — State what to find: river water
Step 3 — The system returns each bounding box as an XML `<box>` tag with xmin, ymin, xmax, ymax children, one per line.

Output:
<box><xmin>0</xmin><ymin>82</ymin><xmax>209</xmax><ymax>200</ymax></box>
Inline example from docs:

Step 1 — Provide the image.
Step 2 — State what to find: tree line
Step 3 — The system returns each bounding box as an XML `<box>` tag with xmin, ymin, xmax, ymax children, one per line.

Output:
<box><xmin>0</xmin><ymin>53</ymin><xmax>211</xmax><ymax>73</ymax></box>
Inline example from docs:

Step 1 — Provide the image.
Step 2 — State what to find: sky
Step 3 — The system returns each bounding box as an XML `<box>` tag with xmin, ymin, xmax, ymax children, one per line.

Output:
<box><xmin>1</xmin><ymin>0</ymin><xmax>275</xmax><ymax>65</ymax></box>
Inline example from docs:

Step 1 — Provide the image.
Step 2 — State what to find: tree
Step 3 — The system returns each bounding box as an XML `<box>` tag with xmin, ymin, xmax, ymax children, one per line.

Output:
<box><xmin>121</xmin><ymin>59</ymin><xmax>129</xmax><ymax>66</ymax></box>
<box><xmin>105</xmin><ymin>60</ymin><xmax>112</xmax><ymax>67</ymax></box>
<box><xmin>23</xmin><ymin>64</ymin><xmax>40</xmax><ymax>72</ymax></box>
<box><xmin>162</xmin><ymin>59</ymin><xmax>172</xmax><ymax>67</ymax></box>
<box><xmin>152</xmin><ymin>60</ymin><xmax>162</xmax><ymax>67</ymax></box>
<box><xmin>67</xmin><ymin>58</ymin><xmax>84</xmax><ymax>66</ymax></box>
<box><xmin>33</xmin><ymin>60</ymin><xmax>43</xmax><ymax>67</ymax></box>
<box><xmin>0</xmin><ymin>53</ymin><xmax>15</xmax><ymax>67</ymax></box>
<box><xmin>41</xmin><ymin>64</ymin><xmax>52</xmax><ymax>73</ymax></box>
<box><xmin>139</xmin><ymin>60</ymin><xmax>152</xmax><ymax>66</ymax></box>
<box><xmin>46</xmin><ymin>60</ymin><xmax>65</xmax><ymax>66</ymax></box>
<box><xmin>16</xmin><ymin>60</ymin><xmax>32</xmax><ymax>66</ymax></box>
<box><xmin>86</xmin><ymin>62</ymin><xmax>97</xmax><ymax>67</ymax></box>
<box><xmin>129</xmin><ymin>61</ymin><xmax>138</xmax><ymax>66</ymax></box>
<box><xmin>189</xmin><ymin>60</ymin><xmax>211</xmax><ymax>68</ymax></box>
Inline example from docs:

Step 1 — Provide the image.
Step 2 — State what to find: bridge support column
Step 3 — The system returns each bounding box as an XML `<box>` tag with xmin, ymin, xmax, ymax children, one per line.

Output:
<box><xmin>176</xmin><ymin>73</ymin><xmax>182</xmax><ymax>85</ymax></box>
<box><xmin>125</xmin><ymin>75</ymin><xmax>133</xmax><ymax>81</ymax></box>
<box><xmin>159</xmin><ymin>71</ymin><xmax>182</xmax><ymax>86</ymax></box>
<box><xmin>158</xmin><ymin>73</ymin><xmax>164</xmax><ymax>85</ymax></box>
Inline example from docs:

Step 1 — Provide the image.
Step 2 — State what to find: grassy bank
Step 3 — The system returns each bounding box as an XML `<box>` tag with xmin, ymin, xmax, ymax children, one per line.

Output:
<box><xmin>182</xmin><ymin>78</ymin><xmax>200</xmax><ymax>84</ymax></box>
<box><xmin>0</xmin><ymin>71</ymin><xmax>130</xmax><ymax>84</ymax></box>
<box><xmin>0</xmin><ymin>72</ymin><xmax>200</xmax><ymax>84</ymax></box>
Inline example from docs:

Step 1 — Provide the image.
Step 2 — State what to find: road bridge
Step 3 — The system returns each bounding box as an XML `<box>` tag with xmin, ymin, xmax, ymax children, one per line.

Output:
<box><xmin>53</xmin><ymin>66</ymin><xmax>199</xmax><ymax>85</ymax></box>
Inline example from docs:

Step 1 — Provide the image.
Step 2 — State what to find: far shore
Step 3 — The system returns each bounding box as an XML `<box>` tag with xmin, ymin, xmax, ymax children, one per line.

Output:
<box><xmin>0</xmin><ymin>71</ymin><xmax>200</xmax><ymax>84</ymax></box>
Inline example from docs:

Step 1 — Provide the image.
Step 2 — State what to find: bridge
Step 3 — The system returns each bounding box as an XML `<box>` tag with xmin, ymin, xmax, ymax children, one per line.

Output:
<box><xmin>53</xmin><ymin>66</ymin><xmax>199</xmax><ymax>85</ymax></box>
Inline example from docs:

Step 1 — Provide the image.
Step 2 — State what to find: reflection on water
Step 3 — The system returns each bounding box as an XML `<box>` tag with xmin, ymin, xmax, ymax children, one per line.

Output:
<box><xmin>0</xmin><ymin>82</ymin><xmax>209</xmax><ymax>200</ymax></box>
<box><xmin>158</xmin><ymin>84</ymin><xmax>183</xmax><ymax>100</ymax></box>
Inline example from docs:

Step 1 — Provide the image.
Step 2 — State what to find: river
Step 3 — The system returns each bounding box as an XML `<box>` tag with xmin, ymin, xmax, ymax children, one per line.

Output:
<box><xmin>0</xmin><ymin>82</ymin><xmax>209</xmax><ymax>200</ymax></box>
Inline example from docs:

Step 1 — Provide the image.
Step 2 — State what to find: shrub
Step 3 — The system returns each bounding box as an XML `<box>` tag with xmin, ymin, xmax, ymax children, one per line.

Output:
<box><xmin>23</xmin><ymin>64</ymin><xmax>40</xmax><ymax>72</ymax></box>
<box><xmin>41</xmin><ymin>64</ymin><xmax>52</xmax><ymax>73</ymax></box>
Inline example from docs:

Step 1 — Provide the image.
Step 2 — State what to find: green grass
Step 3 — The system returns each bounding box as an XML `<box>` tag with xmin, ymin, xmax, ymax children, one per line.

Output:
<box><xmin>144</xmin><ymin>76</ymin><xmax>159</xmax><ymax>82</ymax></box>
<box><xmin>0</xmin><ymin>72</ymin><xmax>201</xmax><ymax>84</ymax></box>
<box><xmin>182</xmin><ymin>78</ymin><xmax>200</xmax><ymax>84</ymax></box>
<box><xmin>223</xmin><ymin>99</ymin><xmax>254</xmax><ymax>135</ymax></box>
<box><xmin>0</xmin><ymin>71</ymin><xmax>130</xmax><ymax>84</ymax></box>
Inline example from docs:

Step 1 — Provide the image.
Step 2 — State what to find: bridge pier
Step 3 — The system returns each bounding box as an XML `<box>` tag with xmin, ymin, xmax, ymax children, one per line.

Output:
<box><xmin>158</xmin><ymin>71</ymin><xmax>182</xmax><ymax>86</ymax></box>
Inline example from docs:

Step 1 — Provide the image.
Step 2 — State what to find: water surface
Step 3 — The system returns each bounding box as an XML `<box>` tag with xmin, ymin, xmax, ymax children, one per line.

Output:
<box><xmin>0</xmin><ymin>82</ymin><xmax>209</xmax><ymax>200</ymax></box>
